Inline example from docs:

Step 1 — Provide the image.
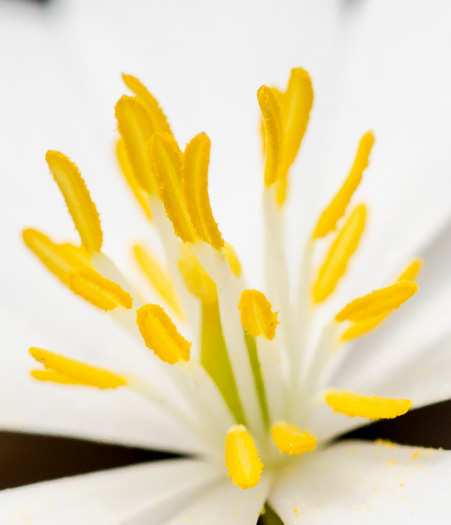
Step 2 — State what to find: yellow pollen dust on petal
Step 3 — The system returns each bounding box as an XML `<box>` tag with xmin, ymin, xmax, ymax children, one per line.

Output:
<box><xmin>133</xmin><ymin>244</ymin><xmax>184</xmax><ymax>318</ymax></box>
<box><xmin>116</xmin><ymin>139</ymin><xmax>152</xmax><ymax>219</ymax></box>
<box><xmin>178</xmin><ymin>243</ymin><xmax>217</xmax><ymax>304</ymax></box>
<box><xmin>397</xmin><ymin>259</ymin><xmax>422</xmax><ymax>282</ymax></box>
<box><xmin>122</xmin><ymin>74</ymin><xmax>172</xmax><ymax>137</ymax></box>
<box><xmin>23</xmin><ymin>228</ymin><xmax>89</xmax><ymax>284</ymax></box>
<box><xmin>184</xmin><ymin>132</ymin><xmax>224</xmax><ymax>249</ymax></box>
<box><xmin>313</xmin><ymin>204</ymin><xmax>367</xmax><ymax>303</ymax></box>
<box><xmin>325</xmin><ymin>390</ymin><xmax>411</xmax><ymax>419</ymax></box>
<box><xmin>136</xmin><ymin>304</ymin><xmax>191</xmax><ymax>364</ymax></box>
<box><xmin>238</xmin><ymin>290</ymin><xmax>279</xmax><ymax>340</ymax></box>
<box><xmin>258</xmin><ymin>85</ymin><xmax>283</xmax><ymax>187</ymax></box>
<box><xmin>68</xmin><ymin>269</ymin><xmax>133</xmax><ymax>311</ymax></box>
<box><xmin>223</xmin><ymin>242</ymin><xmax>242</xmax><ymax>277</ymax></box>
<box><xmin>335</xmin><ymin>281</ymin><xmax>418</xmax><ymax>323</ymax></box>
<box><xmin>29</xmin><ymin>347</ymin><xmax>127</xmax><ymax>389</ymax></box>
<box><xmin>149</xmin><ymin>133</ymin><xmax>198</xmax><ymax>243</ymax></box>
<box><xmin>46</xmin><ymin>151</ymin><xmax>103</xmax><ymax>253</ymax></box>
<box><xmin>313</xmin><ymin>131</ymin><xmax>374</xmax><ymax>239</ymax></box>
<box><xmin>115</xmin><ymin>95</ymin><xmax>157</xmax><ymax>194</ymax></box>
<box><xmin>270</xmin><ymin>421</ymin><xmax>317</xmax><ymax>455</ymax></box>
<box><xmin>225</xmin><ymin>425</ymin><xmax>264</xmax><ymax>490</ymax></box>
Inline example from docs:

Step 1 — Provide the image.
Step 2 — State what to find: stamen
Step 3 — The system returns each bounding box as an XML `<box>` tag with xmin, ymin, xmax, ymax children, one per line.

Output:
<box><xmin>23</xmin><ymin>229</ymin><xmax>90</xmax><ymax>284</ymax></box>
<box><xmin>115</xmin><ymin>95</ymin><xmax>156</xmax><ymax>194</ymax></box>
<box><xmin>178</xmin><ymin>243</ymin><xmax>217</xmax><ymax>304</ymax></box>
<box><xmin>148</xmin><ymin>133</ymin><xmax>197</xmax><ymax>243</ymax></box>
<box><xmin>29</xmin><ymin>347</ymin><xmax>127</xmax><ymax>389</ymax></box>
<box><xmin>136</xmin><ymin>304</ymin><xmax>191</xmax><ymax>364</ymax></box>
<box><xmin>116</xmin><ymin>139</ymin><xmax>152</xmax><ymax>219</ymax></box>
<box><xmin>223</xmin><ymin>242</ymin><xmax>242</xmax><ymax>277</ymax></box>
<box><xmin>258</xmin><ymin>85</ymin><xmax>283</xmax><ymax>186</ymax></box>
<box><xmin>225</xmin><ymin>425</ymin><xmax>264</xmax><ymax>489</ymax></box>
<box><xmin>325</xmin><ymin>390</ymin><xmax>411</xmax><ymax>419</ymax></box>
<box><xmin>239</xmin><ymin>290</ymin><xmax>279</xmax><ymax>340</ymax></box>
<box><xmin>270</xmin><ymin>421</ymin><xmax>317</xmax><ymax>455</ymax></box>
<box><xmin>335</xmin><ymin>281</ymin><xmax>418</xmax><ymax>323</ymax></box>
<box><xmin>46</xmin><ymin>151</ymin><xmax>103</xmax><ymax>253</ymax></box>
<box><xmin>31</xmin><ymin>370</ymin><xmax>92</xmax><ymax>386</ymax></box>
<box><xmin>313</xmin><ymin>132</ymin><xmax>374</xmax><ymax>238</ymax></box>
<box><xmin>313</xmin><ymin>204</ymin><xmax>367</xmax><ymax>303</ymax></box>
<box><xmin>68</xmin><ymin>269</ymin><xmax>133</xmax><ymax>311</ymax></box>
<box><xmin>133</xmin><ymin>243</ymin><xmax>184</xmax><ymax>318</ymax></box>
<box><xmin>184</xmin><ymin>133</ymin><xmax>224</xmax><ymax>249</ymax></box>
<box><xmin>122</xmin><ymin>74</ymin><xmax>172</xmax><ymax>136</ymax></box>
<box><xmin>397</xmin><ymin>259</ymin><xmax>422</xmax><ymax>282</ymax></box>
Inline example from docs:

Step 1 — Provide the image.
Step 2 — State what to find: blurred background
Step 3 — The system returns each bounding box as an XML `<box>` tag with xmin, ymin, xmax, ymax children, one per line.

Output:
<box><xmin>1</xmin><ymin>0</ymin><xmax>451</xmax><ymax>489</ymax></box>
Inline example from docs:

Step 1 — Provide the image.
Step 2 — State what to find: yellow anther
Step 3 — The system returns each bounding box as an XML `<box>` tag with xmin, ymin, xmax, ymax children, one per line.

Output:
<box><xmin>149</xmin><ymin>133</ymin><xmax>197</xmax><ymax>243</ymax></box>
<box><xmin>258</xmin><ymin>85</ymin><xmax>283</xmax><ymax>186</ymax></box>
<box><xmin>335</xmin><ymin>281</ymin><xmax>418</xmax><ymax>323</ymax></box>
<box><xmin>178</xmin><ymin>243</ymin><xmax>217</xmax><ymax>303</ymax></box>
<box><xmin>398</xmin><ymin>259</ymin><xmax>422</xmax><ymax>282</ymax></box>
<box><xmin>223</xmin><ymin>242</ymin><xmax>242</xmax><ymax>277</ymax></box>
<box><xmin>325</xmin><ymin>390</ymin><xmax>411</xmax><ymax>419</ymax></box>
<box><xmin>133</xmin><ymin>244</ymin><xmax>184</xmax><ymax>317</ymax></box>
<box><xmin>270</xmin><ymin>422</ymin><xmax>317</xmax><ymax>455</ymax></box>
<box><xmin>115</xmin><ymin>95</ymin><xmax>156</xmax><ymax>194</ymax></box>
<box><xmin>225</xmin><ymin>425</ymin><xmax>264</xmax><ymax>490</ymax></box>
<box><xmin>340</xmin><ymin>313</ymin><xmax>387</xmax><ymax>341</ymax></box>
<box><xmin>46</xmin><ymin>151</ymin><xmax>103</xmax><ymax>253</ymax></box>
<box><xmin>122</xmin><ymin>74</ymin><xmax>172</xmax><ymax>136</ymax></box>
<box><xmin>116</xmin><ymin>139</ymin><xmax>152</xmax><ymax>219</ymax></box>
<box><xmin>68</xmin><ymin>269</ymin><xmax>133</xmax><ymax>311</ymax></box>
<box><xmin>238</xmin><ymin>290</ymin><xmax>279</xmax><ymax>340</ymax></box>
<box><xmin>31</xmin><ymin>370</ymin><xmax>92</xmax><ymax>386</ymax></box>
<box><xmin>184</xmin><ymin>133</ymin><xmax>224</xmax><ymax>249</ymax></box>
<box><xmin>313</xmin><ymin>132</ymin><xmax>374</xmax><ymax>239</ymax></box>
<box><xmin>313</xmin><ymin>204</ymin><xmax>367</xmax><ymax>303</ymax></box>
<box><xmin>136</xmin><ymin>304</ymin><xmax>191</xmax><ymax>364</ymax></box>
<box><xmin>29</xmin><ymin>347</ymin><xmax>127</xmax><ymax>389</ymax></box>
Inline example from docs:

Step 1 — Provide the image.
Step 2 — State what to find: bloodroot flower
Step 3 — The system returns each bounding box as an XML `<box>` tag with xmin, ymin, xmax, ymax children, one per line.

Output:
<box><xmin>2</xmin><ymin>69</ymin><xmax>450</xmax><ymax>524</ymax></box>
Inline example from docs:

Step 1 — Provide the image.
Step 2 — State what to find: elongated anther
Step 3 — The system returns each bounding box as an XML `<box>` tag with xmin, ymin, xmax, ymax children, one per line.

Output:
<box><xmin>313</xmin><ymin>132</ymin><xmax>374</xmax><ymax>238</ymax></box>
<box><xmin>397</xmin><ymin>259</ymin><xmax>422</xmax><ymax>282</ymax></box>
<box><xmin>46</xmin><ymin>151</ymin><xmax>103</xmax><ymax>253</ymax></box>
<box><xmin>225</xmin><ymin>425</ymin><xmax>263</xmax><ymax>489</ymax></box>
<box><xmin>29</xmin><ymin>347</ymin><xmax>127</xmax><ymax>389</ymax></box>
<box><xmin>271</xmin><ymin>422</ymin><xmax>317</xmax><ymax>455</ymax></box>
<box><xmin>335</xmin><ymin>281</ymin><xmax>418</xmax><ymax>323</ymax></box>
<box><xmin>178</xmin><ymin>244</ymin><xmax>217</xmax><ymax>303</ymax></box>
<box><xmin>136</xmin><ymin>304</ymin><xmax>191</xmax><ymax>364</ymax></box>
<box><xmin>238</xmin><ymin>290</ymin><xmax>279</xmax><ymax>340</ymax></box>
<box><xmin>325</xmin><ymin>390</ymin><xmax>411</xmax><ymax>419</ymax></box>
<box><xmin>223</xmin><ymin>242</ymin><xmax>242</xmax><ymax>277</ymax></box>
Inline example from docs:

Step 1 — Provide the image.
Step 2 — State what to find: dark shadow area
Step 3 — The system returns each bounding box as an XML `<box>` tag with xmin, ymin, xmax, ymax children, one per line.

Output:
<box><xmin>0</xmin><ymin>431</ymin><xmax>178</xmax><ymax>490</ymax></box>
<box><xmin>339</xmin><ymin>399</ymin><xmax>451</xmax><ymax>449</ymax></box>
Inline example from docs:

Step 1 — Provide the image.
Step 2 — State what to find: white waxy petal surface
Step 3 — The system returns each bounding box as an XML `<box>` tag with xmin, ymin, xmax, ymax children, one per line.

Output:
<box><xmin>270</xmin><ymin>441</ymin><xmax>451</xmax><ymax>525</ymax></box>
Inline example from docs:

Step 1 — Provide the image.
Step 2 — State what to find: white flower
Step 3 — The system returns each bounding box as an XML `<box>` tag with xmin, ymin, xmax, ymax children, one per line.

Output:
<box><xmin>1</xmin><ymin>1</ymin><xmax>451</xmax><ymax>524</ymax></box>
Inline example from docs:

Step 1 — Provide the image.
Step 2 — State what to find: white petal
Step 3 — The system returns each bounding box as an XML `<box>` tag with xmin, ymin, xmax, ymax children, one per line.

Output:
<box><xmin>164</xmin><ymin>473</ymin><xmax>270</xmax><ymax>525</ymax></box>
<box><xmin>270</xmin><ymin>441</ymin><xmax>451</xmax><ymax>524</ymax></box>
<box><xmin>0</xmin><ymin>459</ymin><xmax>221</xmax><ymax>524</ymax></box>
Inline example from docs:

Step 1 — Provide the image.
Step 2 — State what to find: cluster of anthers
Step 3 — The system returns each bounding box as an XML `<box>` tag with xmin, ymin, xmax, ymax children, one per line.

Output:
<box><xmin>24</xmin><ymin>68</ymin><xmax>419</xmax><ymax>491</ymax></box>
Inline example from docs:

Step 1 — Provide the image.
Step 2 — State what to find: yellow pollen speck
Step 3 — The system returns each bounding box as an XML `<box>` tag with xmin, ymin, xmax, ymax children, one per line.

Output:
<box><xmin>313</xmin><ymin>204</ymin><xmax>367</xmax><ymax>303</ymax></box>
<box><xmin>335</xmin><ymin>281</ymin><xmax>418</xmax><ymax>323</ymax></box>
<box><xmin>238</xmin><ymin>290</ymin><xmax>279</xmax><ymax>340</ymax></box>
<box><xmin>225</xmin><ymin>425</ymin><xmax>263</xmax><ymax>490</ymax></box>
<box><xmin>313</xmin><ymin>131</ymin><xmax>374</xmax><ymax>239</ymax></box>
<box><xmin>184</xmin><ymin>132</ymin><xmax>224</xmax><ymax>249</ymax></box>
<box><xmin>29</xmin><ymin>347</ymin><xmax>127</xmax><ymax>389</ymax></box>
<box><xmin>46</xmin><ymin>151</ymin><xmax>103</xmax><ymax>253</ymax></box>
<box><xmin>270</xmin><ymin>421</ymin><xmax>317</xmax><ymax>455</ymax></box>
<box><xmin>223</xmin><ymin>242</ymin><xmax>242</xmax><ymax>277</ymax></box>
<box><xmin>325</xmin><ymin>390</ymin><xmax>412</xmax><ymax>419</ymax></box>
<box><xmin>133</xmin><ymin>243</ymin><xmax>184</xmax><ymax>318</ymax></box>
<box><xmin>67</xmin><ymin>269</ymin><xmax>133</xmax><ymax>311</ymax></box>
<box><xmin>178</xmin><ymin>243</ymin><xmax>217</xmax><ymax>304</ymax></box>
<box><xmin>149</xmin><ymin>133</ymin><xmax>198</xmax><ymax>243</ymax></box>
<box><xmin>136</xmin><ymin>304</ymin><xmax>191</xmax><ymax>364</ymax></box>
